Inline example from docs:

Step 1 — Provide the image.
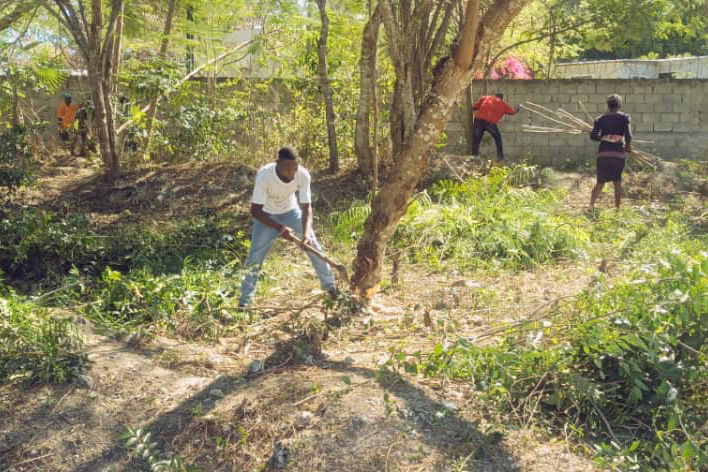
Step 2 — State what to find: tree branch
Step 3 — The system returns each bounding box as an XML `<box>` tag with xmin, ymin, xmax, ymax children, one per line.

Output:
<box><xmin>425</xmin><ymin>0</ymin><xmax>455</xmax><ymax>71</ymax></box>
<box><xmin>117</xmin><ymin>39</ymin><xmax>255</xmax><ymax>135</ymax></box>
<box><xmin>485</xmin><ymin>16</ymin><xmax>596</xmax><ymax>76</ymax></box>
<box><xmin>0</xmin><ymin>1</ymin><xmax>36</xmax><ymax>33</ymax></box>
<box><xmin>454</xmin><ymin>0</ymin><xmax>481</xmax><ymax>69</ymax></box>
<box><xmin>100</xmin><ymin>0</ymin><xmax>123</xmax><ymax>73</ymax></box>
<box><xmin>47</xmin><ymin>0</ymin><xmax>90</xmax><ymax>60</ymax></box>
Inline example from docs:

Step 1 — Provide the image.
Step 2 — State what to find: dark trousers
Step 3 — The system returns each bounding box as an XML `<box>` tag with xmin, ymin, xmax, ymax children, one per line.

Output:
<box><xmin>471</xmin><ymin>118</ymin><xmax>504</xmax><ymax>160</ymax></box>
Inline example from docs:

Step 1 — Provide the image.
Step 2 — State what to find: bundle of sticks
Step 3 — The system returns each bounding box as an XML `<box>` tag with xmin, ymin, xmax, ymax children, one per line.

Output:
<box><xmin>520</xmin><ymin>101</ymin><xmax>663</xmax><ymax>170</ymax></box>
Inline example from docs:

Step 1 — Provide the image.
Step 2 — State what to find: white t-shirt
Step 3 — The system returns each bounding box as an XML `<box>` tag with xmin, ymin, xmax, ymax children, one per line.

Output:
<box><xmin>251</xmin><ymin>162</ymin><xmax>312</xmax><ymax>214</ymax></box>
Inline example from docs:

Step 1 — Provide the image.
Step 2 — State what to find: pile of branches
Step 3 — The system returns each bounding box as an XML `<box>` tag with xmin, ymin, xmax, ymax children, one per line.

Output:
<box><xmin>521</xmin><ymin>101</ymin><xmax>663</xmax><ymax>170</ymax></box>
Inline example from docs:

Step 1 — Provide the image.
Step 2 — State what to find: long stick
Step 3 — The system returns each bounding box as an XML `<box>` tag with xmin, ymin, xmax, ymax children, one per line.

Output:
<box><xmin>556</xmin><ymin>109</ymin><xmax>592</xmax><ymax>129</ymax></box>
<box><xmin>578</xmin><ymin>100</ymin><xmax>594</xmax><ymax>124</ymax></box>
<box><xmin>520</xmin><ymin>103</ymin><xmax>577</xmax><ymax>130</ymax></box>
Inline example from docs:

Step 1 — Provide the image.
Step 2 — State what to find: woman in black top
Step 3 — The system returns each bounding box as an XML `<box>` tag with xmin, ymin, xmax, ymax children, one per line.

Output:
<box><xmin>589</xmin><ymin>94</ymin><xmax>632</xmax><ymax>210</ymax></box>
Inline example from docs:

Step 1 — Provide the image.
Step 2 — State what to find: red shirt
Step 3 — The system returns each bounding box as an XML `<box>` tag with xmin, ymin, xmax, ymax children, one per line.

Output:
<box><xmin>473</xmin><ymin>96</ymin><xmax>516</xmax><ymax>124</ymax></box>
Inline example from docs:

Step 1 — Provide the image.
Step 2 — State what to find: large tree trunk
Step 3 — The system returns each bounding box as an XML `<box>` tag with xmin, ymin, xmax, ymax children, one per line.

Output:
<box><xmin>351</xmin><ymin>0</ymin><xmax>533</xmax><ymax>297</ymax></box>
<box><xmin>143</xmin><ymin>0</ymin><xmax>178</xmax><ymax>159</ymax></box>
<box><xmin>315</xmin><ymin>0</ymin><xmax>339</xmax><ymax>174</ymax></box>
<box><xmin>354</xmin><ymin>3</ymin><xmax>382</xmax><ymax>177</ymax></box>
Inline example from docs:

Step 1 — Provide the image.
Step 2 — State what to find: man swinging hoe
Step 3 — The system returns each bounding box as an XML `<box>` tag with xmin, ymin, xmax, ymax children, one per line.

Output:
<box><xmin>238</xmin><ymin>146</ymin><xmax>341</xmax><ymax>308</ymax></box>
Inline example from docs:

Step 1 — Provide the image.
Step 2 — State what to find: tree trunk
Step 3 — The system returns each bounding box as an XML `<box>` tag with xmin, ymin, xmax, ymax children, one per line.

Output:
<box><xmin>90</xmin><ymin>69</ymin><xmax>117</xmax><ymax>178</ymax></box>
<box><xmin>389</xmin><ymin>71</ymin><xmax>416</xmax><ymax>156</ymax></box>
<box><xmin>315</xmin><ymin>0</ymin><xmax>339</xmax><ymax>174</ymax></box>
<box><xmin>111</xmin><ymin>0</ymin><xmax>124</xmax><ymax>96</ymax></box>
<box><xmin>351</xmin><ymin>0</ymin><xmax>533</xmax><ymax>297</ymax></box>
<box><xmin>186</xmin><ymin>4</ymin><xmax>195</xmax><ymax>73</ymax></box>
<box><xmin>464</xmin><ymin>84</ymin><xmax>474</xmax><ymax>154</ymax></box>
<box><xmin>354</xmin><ymin>3</ymin><xmax>382</xmax><ymax>177</ymax></box>
<box><xmin>372</xmin><ymin>49</ymin><xmax>380</xmax><ymax>195</ymax></box>
<box><xmin>44</xmin><ymin>0</ymin><xmax>122</xmax><ymax>181</ymax></box>
<box><xmin>11</xmin><ymin>90</ymin><xmax>21</xmax><ymax>128</ymax></box>
<box><xmin>143</xmin><ymin>0</ymin><xmax>178</xmax><ymax>159</ymax></box>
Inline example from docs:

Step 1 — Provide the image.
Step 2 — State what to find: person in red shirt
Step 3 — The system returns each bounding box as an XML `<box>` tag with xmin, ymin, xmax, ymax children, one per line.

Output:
<box><xmin>471</xmin><ymin>93</ymin><xmax>519</xmax><ymax>161</ymax></box>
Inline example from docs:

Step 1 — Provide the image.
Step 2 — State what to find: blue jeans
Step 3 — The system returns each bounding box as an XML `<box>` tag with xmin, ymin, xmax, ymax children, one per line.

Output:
<box><xmin>239</xmin><ymin>209</ymin><xmax>336</xmax><ymax>306</ymax></box>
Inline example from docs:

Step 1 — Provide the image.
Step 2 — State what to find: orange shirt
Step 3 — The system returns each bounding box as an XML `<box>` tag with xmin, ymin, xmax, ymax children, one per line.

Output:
<box><xmin>473</xmin><ymin>96</ymin><xmax>516</xmax><ymax>124</ymax></box>
<box><xmin>57</xmin><ymin>103</ymin><xmax>79</xmax><ymax>129</ymax></box>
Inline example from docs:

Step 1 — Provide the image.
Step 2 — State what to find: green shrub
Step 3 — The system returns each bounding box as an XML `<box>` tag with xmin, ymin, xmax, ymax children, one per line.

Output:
<box><xmin>85</xmin><ymin>264</ymin><xmax>251</xmax><ymax>339</ymax></box>
<box><xmin>0</xmin><ymin>206</ymin><xmax>249</xmax><ymax>285</ymax></box>
<box><xmin>0</xmin><ymin>207</ymin><xmax>103</xmax><ymax>283</ymax></box>
<box><xmin>411</xmin><ymin>239</ymin><xmax>707</xmax><ymax>470</ymax></box>
<box><xmin>0</xmin><ymin>126</ymin><xmax>35</xmax><ymax>194</ymax></box>
<box><xmin>333</xmin><ymin>167</ymin><xmax>588</xmax><ymax>271</ymax></box>
<box><xmin>0</xmin><ymin>287</ymin><xmax>86</xmax><ymax>383</ymax></box>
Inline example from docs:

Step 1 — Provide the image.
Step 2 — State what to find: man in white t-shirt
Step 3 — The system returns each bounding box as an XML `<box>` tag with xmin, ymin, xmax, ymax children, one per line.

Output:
<box><xmin>238</xmin><ymin>146</ymin><xmax>337</xmax><ymax>307</ymax></box>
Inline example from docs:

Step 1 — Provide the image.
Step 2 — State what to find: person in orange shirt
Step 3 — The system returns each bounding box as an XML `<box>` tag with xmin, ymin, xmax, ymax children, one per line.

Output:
<box><xmin>471</xmin><ymin>93</ymin><xmax>520</xmax><ymax>161</ymax></box>
<box><xmin>56</xmin><ymin>92</ymin><xmax>79</xmax><ymax>144</ymax></box>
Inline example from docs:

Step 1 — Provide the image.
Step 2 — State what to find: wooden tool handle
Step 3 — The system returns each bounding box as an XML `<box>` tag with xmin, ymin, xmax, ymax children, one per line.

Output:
<box><xmin>291</xmin><ymin>235</ymin><xmax>344</xmax><ymax>269</ymax></box>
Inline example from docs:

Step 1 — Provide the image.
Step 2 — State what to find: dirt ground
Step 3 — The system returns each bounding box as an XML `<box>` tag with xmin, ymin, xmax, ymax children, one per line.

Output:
<box><xmin>3</xmin><ymin>151</ymin><xmax>703</xmax><ymax>472</ymax></box>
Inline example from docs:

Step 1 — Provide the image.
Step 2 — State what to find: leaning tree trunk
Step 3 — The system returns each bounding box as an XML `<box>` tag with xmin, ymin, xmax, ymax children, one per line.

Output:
<box><xmin>354</xmin><ymin>3</ymin><xmax>383</xmax><ymax>177</ymax></box>
<box><xmin>316</xmin><ymin>0</ymin><xmax>339</xmax><ymax>174</ymax></box>
<box><xmin>351</xmin><ymin>0</ymin><xmax>533</xmax><ymax>297</ymax></box>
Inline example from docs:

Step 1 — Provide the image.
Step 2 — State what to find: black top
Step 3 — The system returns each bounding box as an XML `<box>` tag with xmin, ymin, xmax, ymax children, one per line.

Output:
<box><xmin>590</xmin><ymin>111</ymin><xmax>632</xmax><ymax>157</ymax></box>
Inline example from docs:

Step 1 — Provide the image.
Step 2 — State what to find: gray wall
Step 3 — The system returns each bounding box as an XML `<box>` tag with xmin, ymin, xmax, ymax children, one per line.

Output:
<box><xmin>555</xmin><ymin>56</ymin><xmax>708</xmax><ymax>79</ymax></box>
<box><xmin>446</xmin><ymin>79</ymin><xmax>708</xmax><ymax>165</ymax></box>
<box><xmin>33</xmin><ymin>77</ymin><xmax>708</xmax><ymax>165</ymax></box>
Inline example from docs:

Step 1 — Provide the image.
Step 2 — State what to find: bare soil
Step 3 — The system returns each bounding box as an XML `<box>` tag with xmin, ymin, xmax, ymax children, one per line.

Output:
<box><xmin>6</xmin><ymin>151</ymin><xmax>702</xmax><ymax>472</ymax></box>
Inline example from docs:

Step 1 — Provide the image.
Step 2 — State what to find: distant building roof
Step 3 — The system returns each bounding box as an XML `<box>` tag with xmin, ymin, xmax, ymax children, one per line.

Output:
<box><xmin>555</xmin><ymin>56</ymin><xmax>708</xmax><ymax>79</ymax></box>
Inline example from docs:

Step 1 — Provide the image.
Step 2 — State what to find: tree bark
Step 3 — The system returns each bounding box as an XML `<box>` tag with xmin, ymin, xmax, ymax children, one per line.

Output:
<box><xmin>315</xmin><ymin>0</ymin><xmax>339</xmax><ymax>174</ymax></box>
<box><xmin>143</xmin><ymin>0</ymin><xmax>177</xmax><ymax>159</ymax></box>
<box><xmin>354</xmin><ymin>2</ymin><xmax>382</xmax><ymax>177</ymax></box>
<box><xmin>351</xmin><ymin>0</ymin><xmax>533</xmax><ymax>297</ymax></box>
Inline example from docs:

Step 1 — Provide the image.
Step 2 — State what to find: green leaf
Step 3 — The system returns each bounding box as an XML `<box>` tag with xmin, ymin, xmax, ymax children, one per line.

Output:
<box><xmin>633</xmin><ymin>378</ymin><xmax>649</xmax><ymax>391</ymax></box>
<box><xmin>681</xmin><ymin>441</ymin><xmax>696</xmax><ymax>461</ymax></box>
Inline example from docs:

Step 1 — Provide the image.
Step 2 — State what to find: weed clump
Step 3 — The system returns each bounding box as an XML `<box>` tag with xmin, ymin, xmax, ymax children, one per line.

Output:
<box><xmin>83</xmin><ymin>264</ymin><xmax>252</xmax><ymax>339</ymax></box>
<box><xmin>0</xmin><ymin>284</ymin><xmax>86</xmax><ymax>383</ymax></box>
<box><xmin>334</xmin><ymin>166</ymin><xmax>587</xmax><ymax>272</ymax></box>
<box><xmin>405</xmin><ymin>230</ymin><xmax>707</xmax><ymax>470</ymax></box>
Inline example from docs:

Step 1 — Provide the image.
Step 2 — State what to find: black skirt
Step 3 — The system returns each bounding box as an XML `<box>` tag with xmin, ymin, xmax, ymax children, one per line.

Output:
<box><xmin>596</xmin><ymin>156</ymin><xmax>625</xmax><ymax>183</ymax></box>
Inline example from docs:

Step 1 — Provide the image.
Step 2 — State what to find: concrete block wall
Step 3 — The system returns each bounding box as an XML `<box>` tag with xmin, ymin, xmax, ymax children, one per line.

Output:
<box><xmin>447</xmin><ymin>79</ymin><xmax>708</xmax><ymax>165</ymax></box>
